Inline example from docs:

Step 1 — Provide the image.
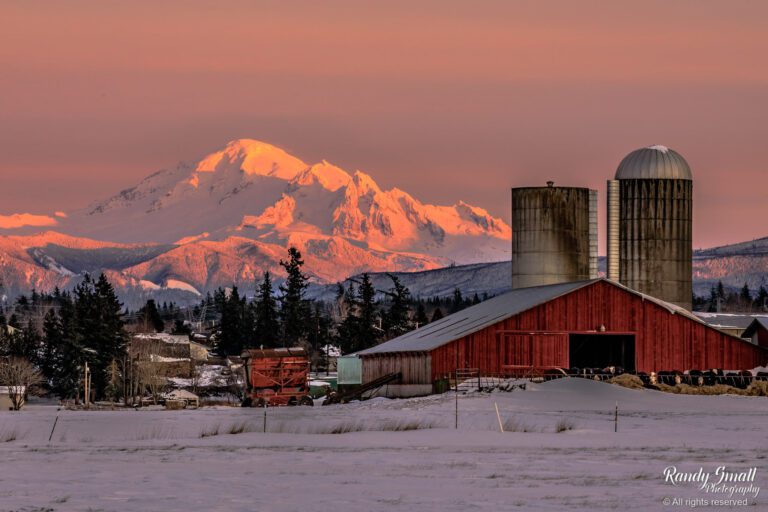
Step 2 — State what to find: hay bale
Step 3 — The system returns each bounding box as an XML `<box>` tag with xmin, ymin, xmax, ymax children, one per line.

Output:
<box><xmin>655</xmin><ymin>383</ymin><xmax>749</xmax><ymax>396</ymax></box>
<box><xmin>746</xmin><ymin>380</ymin><xmax>768</xmax><ymax>397</ymax></box>
<box><xmin>607</xmin><ymin>374</ymin><xmax>645</xmax><ymax>390</ymax></box>
<box><xmin>656</xmin><ymin>383</ymin><xmax>680</xmax><ymax>393</ymax></box>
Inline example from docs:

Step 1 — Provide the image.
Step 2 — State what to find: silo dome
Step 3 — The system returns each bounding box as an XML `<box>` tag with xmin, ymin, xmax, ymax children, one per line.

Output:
<box><xmin>615</xmin><ymin>145</ymin><xmax>692</xmax><ymax>180</ymax></box>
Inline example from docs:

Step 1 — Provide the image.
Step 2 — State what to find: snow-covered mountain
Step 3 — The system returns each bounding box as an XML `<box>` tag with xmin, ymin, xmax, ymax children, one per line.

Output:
<box><xmin>58</xmin><ymin>139</ymin><xmax>511</xmax><ymax>260</ymax></box>
<box><xmin>0</xmin><ymin>139</ymin><xmax>511</xmax><ymax>304</ymax></box>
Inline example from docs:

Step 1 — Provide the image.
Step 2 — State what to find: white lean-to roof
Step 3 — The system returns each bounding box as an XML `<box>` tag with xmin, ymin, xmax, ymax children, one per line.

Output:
<box><xmin>693</xmin><ymin>313</ymin><xmax>768</xmax><ymax>330</ymax></box>
<box><xmin>357</xmin><ymin>278</ymin><xmax>718</xmax><ymax>356</ymax></box>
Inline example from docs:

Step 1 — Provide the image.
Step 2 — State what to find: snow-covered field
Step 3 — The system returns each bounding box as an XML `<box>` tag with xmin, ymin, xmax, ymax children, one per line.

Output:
<box><xmin>0</xmin><ymin>379</ymin><xmax>765</xmax><ymax>511</ymax></box>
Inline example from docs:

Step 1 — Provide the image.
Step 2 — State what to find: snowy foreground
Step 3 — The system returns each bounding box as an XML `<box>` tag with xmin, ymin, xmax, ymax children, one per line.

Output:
<box><xmin>0</xmin><ymin>379</ymin><xmax>765</xmax><ymax>512</ymax></box>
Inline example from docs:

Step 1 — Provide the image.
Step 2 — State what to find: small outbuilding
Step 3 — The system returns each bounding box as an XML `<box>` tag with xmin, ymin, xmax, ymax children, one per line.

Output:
<box><xmin>164</xmin><ymin>389</ymin><xmax>200</xmax><ymax>408</ymax></box>
<box><xmin>356</xmin><ymin>279</ymin><xmax>768</xmax><ymax>397</ymax></box>
<box><xmin>0</xmin><ymin>386</ymin><xmax>26</xmax><ymax>411</ymax></box>
<box><xmin>743</xmin><ymin>318</ymin><xmax>768</xmax><ymax>349</ymax></box>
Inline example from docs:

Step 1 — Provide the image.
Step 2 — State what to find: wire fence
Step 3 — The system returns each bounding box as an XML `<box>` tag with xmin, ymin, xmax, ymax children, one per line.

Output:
<box><xmin>448</xmin><ymin>367</ymin><xmax>768</xmax><ymax>393</ymax></box>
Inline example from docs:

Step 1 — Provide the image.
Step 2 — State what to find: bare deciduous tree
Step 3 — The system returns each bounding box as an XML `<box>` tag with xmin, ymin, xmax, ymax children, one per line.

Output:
<box><xmin>0</xmin><ymin>357</ymin><xmax>43</xmax><ymax>410</ymax></box>
<box><xmin>130</xmin><ymin>339</ymin><xmax>171</xmax><ymax>405</ymax></box>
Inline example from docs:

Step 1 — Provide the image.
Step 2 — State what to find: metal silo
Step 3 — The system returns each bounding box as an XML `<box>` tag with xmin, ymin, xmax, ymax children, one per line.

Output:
<box><xmin>607</xmin><ymin>145</ymin><xmax>693</xmax><ymax>310</ymax></box>
<box><xmin>511</xmin><ymin>183</ymin><xmax>598</xmax><ymax>289</ymax></box>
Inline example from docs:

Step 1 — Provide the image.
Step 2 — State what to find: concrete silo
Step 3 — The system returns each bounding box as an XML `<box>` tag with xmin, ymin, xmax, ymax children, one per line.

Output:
<box><xmin>607</xmin><ymin>145</ymin><xmax>693</xmax><ymax>310</ymax></box>
<box><xmin>511</xmin><ymin>183</ymin><xmax>598</xmax><ymax>289</ymax></box>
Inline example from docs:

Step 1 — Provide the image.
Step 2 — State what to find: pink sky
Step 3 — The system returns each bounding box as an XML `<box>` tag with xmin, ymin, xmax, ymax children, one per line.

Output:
<box><xmin>1</xmin><ymin>1</ymin><xmax>767</xmax><ymax>252</ymax></box>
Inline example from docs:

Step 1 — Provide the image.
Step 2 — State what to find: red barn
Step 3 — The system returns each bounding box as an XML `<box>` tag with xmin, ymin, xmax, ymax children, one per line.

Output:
<box><xmin>356</xmin><ymin>279</ymin><xmax>768</xmax><ymax>397</ymax></box>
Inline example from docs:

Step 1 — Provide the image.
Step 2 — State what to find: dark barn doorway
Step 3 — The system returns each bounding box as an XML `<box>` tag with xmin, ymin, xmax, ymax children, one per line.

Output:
<box><xmin>569</xmin><ymin>334</ymin><xmax>635</xmax><ymax>371</ymax></box>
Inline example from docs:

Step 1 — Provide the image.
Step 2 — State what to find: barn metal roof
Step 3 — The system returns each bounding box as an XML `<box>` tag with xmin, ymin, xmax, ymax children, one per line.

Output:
<box><xmin>356</xmin><ymin>278</ymin><xmax>718</xmax><ymax>356</ymax></box>
<box><xmin>356</xmin><ymin>279</ymin><xmax>597</xmax><ymax>355</ymax></box>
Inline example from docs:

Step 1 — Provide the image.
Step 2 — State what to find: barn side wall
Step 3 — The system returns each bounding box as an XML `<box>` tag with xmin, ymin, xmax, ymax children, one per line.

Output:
<box><xmin>430</xmin><ymin>280</ymin><xmax>767</xmax><ymax>380</ymax></box>
<box><xmin>756</xmin><ymin>328</ymin><xmax>768</xmax><ymax>349</ymax></box>
<box><xmin>361</xmin><ymin>352</ymin><xmax>431</xmax><ymax>386</ymax></box>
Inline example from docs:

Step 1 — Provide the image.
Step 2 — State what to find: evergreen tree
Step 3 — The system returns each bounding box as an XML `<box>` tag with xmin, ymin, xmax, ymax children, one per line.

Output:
<box><xmin>336</xmin><ymin>275</ymin><xmax>380</xmax><ymax>354</ymax></box>
<box><xmin>757</xmin><ymin>285</ymin><xmax>768</xmax><ymax>311</ymax></box>
<box><xmin>91</xmin><ymin>274</ymin><xmax>128</xmax><ymax>399</ymax></box>
<box><xmin>218</xmin><ymin>286</ymin><xmax>248</xmax><ymax>356</ymax></box>
<box><xmin>450</xmin><ymin>288</ymin><xmax>465</xmax><ymax>314</ymax></box>
<box><xmin>138</xmin><ymin>299</ymin><xmax>165</xmax><ymax>333</ymax></box>
<box><xmin>40</xmin><ymin>309</ymin><xmax>60</xmax><ymax>382</ymax></box>
<box><xmin>357</xmin><ymin>273</ymin><xmax>379</xmax><ymax>350</ymax></box>
<box><xmin>431</xmin><ymin>307</ymin><xmax>444</xmax><ymax>322</ymax></box>
<box><xmin>278</xmin><ymin>247</ymin><xmax>310</xmax><ymax>346</ymax></box>
<box><xmin>66</xmin><ymin>274</ymin><xmax>128</xmax><ymax>399</ymax></box>
<box><xmin>383</xmin><ymin>274</ymin><xmax>412</xmax><ymax>338</ymax></box>
<box><xmin>716</xmin><ymin>281</ymin><xmax>726</xmax><ymax>301</ymax></box>
<box><xmin>172</xmin><ymin>319</ymin><xmax>191</xmax><ymax>335</ymax></box>
<box><xmin>415</xmin><ymin>302</ymin><xmax>429</xmax><ymax>327</ymax></box>
<box><xmin>254</xmin><ymin>272</ymin><xmax>280</xmax><ymax>347</ymax></box>
<box><xmin>307</xmin><ymin>302</ymin><xmax>333</xmax><ymax>367</ymax></box>
<box><xmin>16</xmin><ymin>319</ymin><xmax>41</xmax><ymax>361</ymax></box>
<box><xmin>50</xmin><ymin>295</ymin><xmax>83</xmax><ymax>399</ymax></box>
<box><xmin>708</xmin><ymin>286</ymin><xmax>718</xmax><ymax>312</ymax></box>
<box><xmin>740</xmin><ymin>283</ymin><xmax>753</xmax><ymax>309</ymax></box>
<box><xmin>337</xmin><ymin>282</ymin><xmax>360</xmax><ymax>354</ymax></box>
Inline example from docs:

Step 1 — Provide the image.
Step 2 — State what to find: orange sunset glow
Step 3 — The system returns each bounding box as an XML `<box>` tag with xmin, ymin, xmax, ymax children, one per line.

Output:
<box><xmin>2</xmin><ymin>1</ymin><xmax>767</xmax><ymax>251</ymax></box>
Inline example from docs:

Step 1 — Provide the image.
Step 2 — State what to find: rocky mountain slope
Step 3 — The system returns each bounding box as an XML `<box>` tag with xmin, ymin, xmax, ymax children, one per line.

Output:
<box><xmin>692</xmin><ymin>237</ymin><xmax>768</xmax><ymax>295</ymax></box>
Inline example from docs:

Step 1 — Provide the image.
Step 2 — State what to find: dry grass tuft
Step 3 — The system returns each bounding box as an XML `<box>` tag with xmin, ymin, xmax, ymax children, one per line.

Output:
<box><xmin>199</xmin><ymin>423</ymin><xmax>221</xmax><ymax>438</ymax></box>
<box><xmin>555</xmin><ymin>418</ymin><xmax>576</xmax><ymax>433</ymax></box>
<box><xmin>0</xmin><ymin>428</ymin><xmax>18</xmax><ymax>443</ymax></box>
<box><xmin>502</xmin><ymin>417</ymin><xmax>539</xmax><ymax>433</ymax></box>
<box><xmin>199</xmin><ymin>421</ymin><xmax>259</xmax><ymax>437</ymax></box>
<box><xmin>269</xmin><ymin>418</ymin><xmax>440</xmax><ymax>435</ymax></box>
<box><xmin>227</xmin><ymin>421</ymin><xmax>258</xmax><ymax>435</ymax></box>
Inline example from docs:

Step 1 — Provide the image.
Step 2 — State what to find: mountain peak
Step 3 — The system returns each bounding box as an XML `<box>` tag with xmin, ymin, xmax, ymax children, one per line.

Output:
<box><xmin>194</xmin><ymin>139</ymin><xmax>307</xmax><ymax>180</ymax></box>
<box><xmin>291</xmin><ymin>161</ymin><xmax>352</xmax><ymax>192</ymax></box>
<box><xmin>352</xmin><ymin>170</ymin><xmax>381</xmax><ymax>194</ymax></box>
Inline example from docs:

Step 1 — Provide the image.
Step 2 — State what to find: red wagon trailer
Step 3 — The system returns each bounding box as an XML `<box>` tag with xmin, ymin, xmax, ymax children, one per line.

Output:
<box><xmin>241</xmin><ymin>347</ymin><xmax>313</xmax><ymax>407</ymax></box>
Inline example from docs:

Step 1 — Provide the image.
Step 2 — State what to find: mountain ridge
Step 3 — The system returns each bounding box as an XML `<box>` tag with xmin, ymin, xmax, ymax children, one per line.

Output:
<box><xmin>0</xmin><ymin>139</ymin><xmax>511</xmax><ymax>305</ymax></box>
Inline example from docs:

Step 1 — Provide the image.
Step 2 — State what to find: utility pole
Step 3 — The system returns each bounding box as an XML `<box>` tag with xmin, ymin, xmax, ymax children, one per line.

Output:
<box><xmin>84</xmin><ymin>361</ymin><xmax>90</xmax><ymax>410</ymax></box>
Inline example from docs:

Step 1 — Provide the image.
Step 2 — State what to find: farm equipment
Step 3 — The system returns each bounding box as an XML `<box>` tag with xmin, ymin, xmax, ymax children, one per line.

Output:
<box><xmin>241</xmin><ymin>347</ymin><xmax>314</xmax><ymax>407</ymax></box>
<box><xmin>324</xmin><ymin>372</ymin><xmax>401</xmax><ymax>405</ymax></box>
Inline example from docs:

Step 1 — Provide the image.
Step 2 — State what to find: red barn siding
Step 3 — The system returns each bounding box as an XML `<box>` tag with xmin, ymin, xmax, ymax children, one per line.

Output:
<box><xmin>756</xmin><ymin>327</ymin><xmax>768</xmax><ymax>349</ymax></box>
<box><xmin>430</xmin><ymin>280</ymin><xmax>767</xmax><ymax>380</ymax></box>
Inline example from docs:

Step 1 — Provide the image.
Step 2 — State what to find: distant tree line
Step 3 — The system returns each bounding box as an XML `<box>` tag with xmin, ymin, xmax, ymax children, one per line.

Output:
<box><xmin>204</xmin><ymin>248</ymin><xmax>489</xmax><ymax>360</ymax></box>
<box><xmin>0</xmin><ymin>247</ymin><xmax>490</xmax><ymax>400</ymax></box>
<box><xmin>0</xmin><ymin>274</ymin><xmax>126</xmax><ymax>401</ymax></box>
<box><xmin>693</xmin><ymin>280</ymin><xmax>768</xmax><ymax>312</ymax></box>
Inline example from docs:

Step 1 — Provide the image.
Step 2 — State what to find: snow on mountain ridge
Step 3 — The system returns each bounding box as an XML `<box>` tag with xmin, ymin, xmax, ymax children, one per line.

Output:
<box><xmin>289</xmin><ymin>161</ymin><xmax>352</xmax><ymax>192</ymax></box>
<box><xmin>194</xmin><ymin>139</ymin><xmax>307</xmax><ymax>179</ymax></box>
<box><xmin>0</xmin><ymin>139</ymin><xmax>514</xmax><ymax>301</ymax></box>
<box><xmin>6</xmin><ymin>139</ymin><xmax>511</xmax><ymax>257</ymax></box>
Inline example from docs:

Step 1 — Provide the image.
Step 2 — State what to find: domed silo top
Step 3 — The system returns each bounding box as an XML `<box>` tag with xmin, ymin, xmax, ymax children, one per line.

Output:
<box><xmin>615</xmin><ymin>145</ymin><xmax>692</xmax><ymax>180</ymax></box>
